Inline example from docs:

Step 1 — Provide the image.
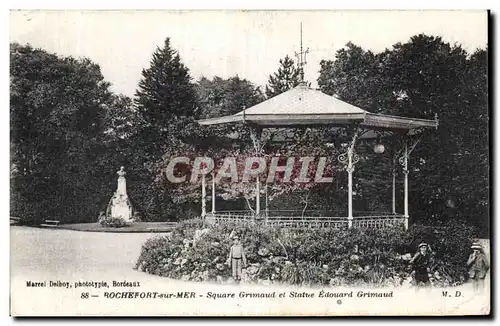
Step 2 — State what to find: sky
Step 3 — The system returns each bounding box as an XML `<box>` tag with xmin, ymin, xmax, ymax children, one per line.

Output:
<box><xmin>9</xmin><ymin>10</ymin><xmax>488</xmax><ymax>97</ymax></box>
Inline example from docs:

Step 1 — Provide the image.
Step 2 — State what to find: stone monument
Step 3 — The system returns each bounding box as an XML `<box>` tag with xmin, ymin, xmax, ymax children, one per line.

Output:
<box><xmin>106</xmin><ymin>166</ymin><xmax>133</xmax><ymax>222</ymax></box>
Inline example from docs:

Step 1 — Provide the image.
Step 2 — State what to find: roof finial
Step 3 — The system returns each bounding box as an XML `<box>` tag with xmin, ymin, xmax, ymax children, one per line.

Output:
<box><xmin>294</xmin><ymin>22</ymin><xmax>309</xmax><ymax>85</ymax></box>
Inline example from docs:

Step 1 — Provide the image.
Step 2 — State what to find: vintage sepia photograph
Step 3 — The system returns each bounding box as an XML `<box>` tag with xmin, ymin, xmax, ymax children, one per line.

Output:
<box><xmin>9</xmin><ymin>10</ymin><xmax>490</xmax><ymax>316</ymax></box>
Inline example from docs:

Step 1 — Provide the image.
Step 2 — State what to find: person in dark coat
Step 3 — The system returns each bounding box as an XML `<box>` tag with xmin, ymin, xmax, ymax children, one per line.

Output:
<box><xmin>467</xmin><ymin>242</ymin><xmax>489</xmax><ymax>294</ymax></box>
<box><xmin>409</xmin><ymin>242</ymin><xmax>434</xmax><ymax>288</ymax></box>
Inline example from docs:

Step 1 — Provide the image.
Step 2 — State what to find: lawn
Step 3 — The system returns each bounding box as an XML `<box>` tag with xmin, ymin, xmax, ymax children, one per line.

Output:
<box><xmin>41</xmin><ymin>221</ymin><xmax>177</xmax><ymax>233</ymax></box>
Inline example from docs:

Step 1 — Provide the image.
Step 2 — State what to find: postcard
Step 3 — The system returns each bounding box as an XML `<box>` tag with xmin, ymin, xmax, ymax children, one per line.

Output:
<box><xmin>9</xmin><ymin>9</ymin><xmax>490</xmax><ymax>316</ymax></box>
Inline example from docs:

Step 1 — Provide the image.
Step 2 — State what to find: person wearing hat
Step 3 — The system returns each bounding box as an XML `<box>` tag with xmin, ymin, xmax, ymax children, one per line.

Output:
<box><xmin>467</xmin><ymin>242</ymin><xmax>489</xmax><ymax>294</ymax></box>
<box><xmin>226</xmin><ymin>235</ymin><xmax>247</xmax><ymax>284</ymax></box>
<box><xmin>409</xmin><ymin>242</ymin><xmax>434</xmax><ymax>288</ymax></box>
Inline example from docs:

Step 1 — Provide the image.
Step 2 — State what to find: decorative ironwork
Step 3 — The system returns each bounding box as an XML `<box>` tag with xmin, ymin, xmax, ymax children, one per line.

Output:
<box><xmin>351</xmin><ymin>216</ymin><xmax>405</xmax><ymax>229</ymax></box>
<box><xmin>398</xmin><ymin>136</ymin><xmax>422</xmax><ymax>164</ymax></box>
<box><xmin>337</xmin><ymin>150</ymin><xmax>360</xmax><ymax>171</ymax></box>
<box><xmin>337</xmin><ymin>152</ymin><xmax>348</xmax><ymax>165</ymax></box>
<box><xmin>209</xmin><ymin>212</ymin><xmax>405</xmax><ymax>230</ymax></box>
<box><xmin>337</xmin><ymin>128</ymin><xmax>361</xmax><ymax>173</ymax></box>
<box><xmin>351</xmin><ymin>153</ymin><xmax>360</xmax><ymax>168</ymax></box>
<box><xmin>211</xmin><ymin>211</ymin><xmax>256</xmax><ymax>226</ymax></box>
<box><xmin>398</xmin><ymin>154</ymin><xmax>409</xmax><ymax>175</ymax></box>
<box><xmin>265</xmin><ymin>218</ymin><xmax>348</xmax><ymax>229</ymax></box>
<box><xmin>337</xmin><ymin>151</ymin><xmax>360</xmax><ymax>165</ymax></box>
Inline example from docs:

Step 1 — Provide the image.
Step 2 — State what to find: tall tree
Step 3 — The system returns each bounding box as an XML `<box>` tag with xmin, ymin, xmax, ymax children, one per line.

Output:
<box><xmin>10</xmin><ymin>43</ymin><xmax>116</xmax><ymax>224</ymax></box>
<box><xmin>134</xmin><ymin>38</ymin><xmax>198</xmax><ymax>157</ymax></box>
<box><xmin>265</xmin><ymin>55</ymin><xmax>301</xmax><ymax>98</ymax></box>
<box><xmin>132</xmin><ymin>38</ymin><xmax>200</xmax><ymax>220</ymax></box>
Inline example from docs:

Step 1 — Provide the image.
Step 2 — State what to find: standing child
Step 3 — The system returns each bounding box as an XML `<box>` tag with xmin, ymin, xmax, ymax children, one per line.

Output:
<box><xmin>227</xmin><ymin>235</ymin><xmax>247</xmax><ymax>284</ymax></box>
<box><xmin>409</xmin><ymin>242</ymin><xmax>434</xmax><ymax>288</ymax></box>
<box><xmin>467</xmin><ymin>242</ymin><xmax>489</xmax><ymax>294</ymax></box>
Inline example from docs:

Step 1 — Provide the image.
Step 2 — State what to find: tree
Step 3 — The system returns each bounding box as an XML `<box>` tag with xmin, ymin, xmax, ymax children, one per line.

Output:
<box><xmin>379</xmin><ymin>35</ymin><xmax>486</xmax><ymax>230</ymax></box>
<box><xmin>103</xmin><ymin>94</ymin><xmax>138</xmax><ymax>143</ymax></box>
<box><xmin>134</xmin><ymin>38</ymin><xmax>198</xmax><ymax>157</ymax></box>
<box><xmin>318</xmin><ymin>42</ymin><xmax>389</xmax><ymax>113</ymax></box>
<box><xmin>265</xmin><ymin>55</ymin><xmax>301</xmax><ymax>98</ymax></box>
<box><xmin>196</xmin><ymin>76</ymin><xmax>265</xmax><ymax>119</ymax></box>
<box><xmin>10</xmin><ymin>43</ymin><xmax>116</xmax><ymax>224</ymax></box>
<box><xmin>131</xmin><ymin>38</ymin><xmax>204</xmax><ymax>220</ymax></box>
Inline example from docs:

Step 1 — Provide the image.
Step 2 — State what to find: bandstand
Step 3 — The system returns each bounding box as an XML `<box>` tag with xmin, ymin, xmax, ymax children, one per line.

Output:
<box><xmin>197</xmin><ymin>83</ymin><xmax>438</xmax><ymax>230</ymax></box>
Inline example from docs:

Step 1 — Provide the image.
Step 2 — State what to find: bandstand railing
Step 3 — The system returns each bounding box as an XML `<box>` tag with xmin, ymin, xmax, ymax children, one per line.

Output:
<box><xmin>266</xmin><ymin>209</ymin><xmax>336</xmax><ymax>217</ymax></box>
<box><xmin>207</xmin><ymin>210</ymin><xmax>256</xmax><ymax>226</ymax></box>
<box><xmin>350</xmin><ymin>215</ymin><xmax>405</xmax><ymax>229</ymax></box>
<box><xmin>264</xmin><ymin>216</ymin><xmax>348</xmax><ymax>229</ymax></box>
<box><xmin>206</xmin><ymin>210</ymin><xmax>406</xmax><ymax>230</ymax></box>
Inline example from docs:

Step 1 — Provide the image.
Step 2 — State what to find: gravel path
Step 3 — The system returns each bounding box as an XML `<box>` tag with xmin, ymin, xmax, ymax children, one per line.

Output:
<box><xmin>11</xmin><ymin>226</ymin><xmax>154</xmax><ymax>276</ymax></box>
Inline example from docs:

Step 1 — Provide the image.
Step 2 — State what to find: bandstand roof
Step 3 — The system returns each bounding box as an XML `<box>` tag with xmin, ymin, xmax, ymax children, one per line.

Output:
<box><xmin>197</xmin><ymin>84</ymin><xmax>438</xmax><ymax>133</ymax></box>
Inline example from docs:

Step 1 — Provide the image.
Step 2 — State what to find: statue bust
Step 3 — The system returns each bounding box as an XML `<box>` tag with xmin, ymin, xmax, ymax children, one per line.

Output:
<box><xmin>116</xmin><ymin>166</ymin><xmax>127</xmax><ymax>196</ymax></box>
<box><xmin>117</xmin><ymin>166</ymin><xmax>126</xmax><ymax>178</ymax></box>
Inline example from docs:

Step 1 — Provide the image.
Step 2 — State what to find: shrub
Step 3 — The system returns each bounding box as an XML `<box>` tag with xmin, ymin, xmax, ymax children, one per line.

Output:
<box><xmin>131</xmin><ymin>212</ymin><xmax>142</xmax><ymax>222</ymax></box>
<box><xmin>404</xmin><ymin>220</ymin><xmax>478</xmax><ymax>284</ymax></box>
<box><xmin>100</xmin><ymin>217</ymin><xmax>130</xmax><ymax>228</ymax></box>
<box><xmin>134</xmin><ymin>219</ymin><xmax>479</xmax><ymax>287</ymax></box>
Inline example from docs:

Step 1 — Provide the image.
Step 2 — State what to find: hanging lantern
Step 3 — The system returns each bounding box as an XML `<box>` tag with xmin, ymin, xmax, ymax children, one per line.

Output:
<box><xmin>374</xmin><ymin>143</ymin><xmax>385</xmax><ymax>154</ymax></box>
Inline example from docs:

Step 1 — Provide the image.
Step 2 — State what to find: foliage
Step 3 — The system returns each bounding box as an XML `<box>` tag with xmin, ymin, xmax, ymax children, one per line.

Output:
<box><xmin>135</xmin><ymin>219</ymin><xmax>479</xmax><ymax>287</ymax></box>
<box><xmin>134</xmin><ymin>38</ymin><xmax>197</xmax><ymax>136</ymax></box>
<box><xmin>99</xmin><ymin>216</ymin><xmax>130</xmax><ymax>228</ymax></box>
<box><xmin>265</xmin><ymin>55</ymin><xmax>301</xmax><ymax>98</ymax></box>
<box><xmin>10</xmin><ymin>43</ymin><xmax>118</xmax><ymax>224</ymax></box>
<box><xmin>130</xmin><ymin>38</ymin><xmax>201</xmax><ymax>220</ymax></box>
<box><xmin>131</xmin><ymin>211</ymin><xmax>143</xmax><ymax>222</ymax></box>
<box><xmin>196</xmin><ymin>76</ymin><xmax>265</xmax><ymax>119</ymax></box>
<box><xmin>404</xmin><ymin>220</ymin><xmax>478</xmax><ymax>283</ymax></box>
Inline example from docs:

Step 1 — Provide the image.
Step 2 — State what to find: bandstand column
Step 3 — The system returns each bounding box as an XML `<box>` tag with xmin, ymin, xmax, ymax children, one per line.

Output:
<box><xmin>347</xmin><ymin>154</ymin><xmax>354</xmax><ymax>222</ymax></box>
<box><xmin>399</xmin><ymin>141</ymin><xmax>409</xmax><ymax>230</ymax></box>
<box><xmin>346</xmin><ymin>148</ymin><xmax>358</xmax><ymax>227</ymax></box>
<box><xmin>201</xmin><ymin>173</ymin><xmax>207</xmax><ymax>218</ymax></box>
<box><xmin>256</xmin><ymin>178</ymin><xmax>261</xmax><ymax>216</ymax></box>
<box><xmin>403</xmin><ymin>149</ymin><xmax>409</xmax><ymax>229</ymax></box>
<box><xmin>265</xmin><ymin>183</ymin><xmax>269</xmax><ymax>218</ymax></box>
<box><xmin>211</xmin><ymin>172</ymin><xmax>216</xmax><ymax>214</ymax></box>
<box><xmin>338</xmin><ymin>132</ymin><xmax>360</xmax><ymax>229</ymax></box>
<box><xmin>392</xmin><ymin>167</ymin><xmax>396</xmax><ymax>215</ymax></box>
<box><xmin>249</xmin><ymin>125</ymin><xmax>263</xmax><ymax>218</ymax></box>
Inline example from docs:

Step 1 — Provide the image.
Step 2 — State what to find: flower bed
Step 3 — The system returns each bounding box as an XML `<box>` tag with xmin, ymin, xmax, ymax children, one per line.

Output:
<box><xmin>134</xmin><ymin>219</ymin><xmax>478</xmax><ymax>287</ymax></box>
<box><xmin>99</xmin><ymin>216</ymin><xmax>130</xmax><ymax>228</ymax></box>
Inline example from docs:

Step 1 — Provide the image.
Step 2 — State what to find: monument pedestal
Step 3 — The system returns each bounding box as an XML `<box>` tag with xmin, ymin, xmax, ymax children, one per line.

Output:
<box><xmin>109</xmin><ymin>193</ymin><xmax>133</xmax><ymax>222</ymax></box>
<box><xmin>106</xmin><ymin>166</ymin><xmax>134</xmax><ymax>223</ymax></box>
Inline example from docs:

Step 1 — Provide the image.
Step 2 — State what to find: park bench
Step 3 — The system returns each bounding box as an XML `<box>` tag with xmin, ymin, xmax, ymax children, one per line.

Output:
<box><xmin>41</xmin><ymin>219</ymin><xmax>60</xmax><ymax>227</ymax></box>
<box><xmin>10</xmin><ymin>217</ymin><xmax>21</xmax><ymax>225</ymax></box>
